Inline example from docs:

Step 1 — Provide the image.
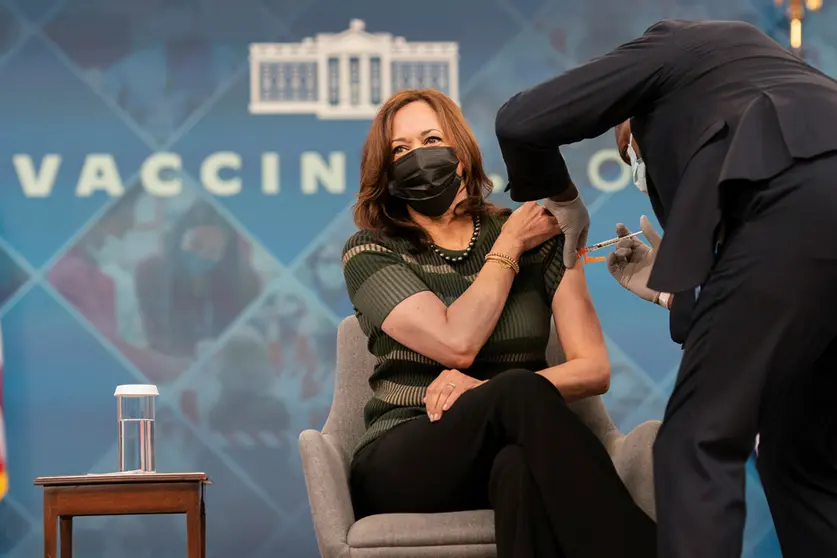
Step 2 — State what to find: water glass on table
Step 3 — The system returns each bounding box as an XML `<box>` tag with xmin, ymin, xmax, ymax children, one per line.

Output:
<box><xmin>114</xmin><ymin>384</ymin><xmax>158</xmax><ymax>473</ymax></box>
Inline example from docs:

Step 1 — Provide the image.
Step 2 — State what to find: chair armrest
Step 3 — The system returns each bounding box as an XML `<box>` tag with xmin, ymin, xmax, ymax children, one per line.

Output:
<box><xmin>299</xmin><ymin>430</ymin><xmax>355</xmax><ymax>558</ymax></box>
<box><xmin>609</xmin><ymin>420</ymin><xmax>660</xmax><ymax>520</ymax></box>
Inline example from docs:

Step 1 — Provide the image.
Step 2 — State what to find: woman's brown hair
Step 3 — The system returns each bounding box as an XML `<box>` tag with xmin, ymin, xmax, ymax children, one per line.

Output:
<box><xmin>353</xmin><ymin>88</ymin><xmax>509</xmax><ymax>251</ymax></box>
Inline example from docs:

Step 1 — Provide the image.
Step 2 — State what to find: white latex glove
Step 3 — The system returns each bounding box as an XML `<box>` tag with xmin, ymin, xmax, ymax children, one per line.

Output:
<box><xmin>543</xmin><ymin>195</ymin><xmax>590</xmax><ymax>268</ymax></box>
<box><xmin>606</xmin><ymin>216</ymin><xmax>662</xmax><ymax>302</ymax></box>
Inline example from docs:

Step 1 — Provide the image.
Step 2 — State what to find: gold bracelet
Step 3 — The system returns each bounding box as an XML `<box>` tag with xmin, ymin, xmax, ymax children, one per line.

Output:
<box><xmin>486</xmin><ymin>253</ymin><xmax>520</xmax><ymax>273</ymax></box>
<box><xmin>486</xmin><ymin>256</ymin><xmax>516</xmax><ymax>274</ymax></box>
<box><xmin>486</xmin><ymin>252</ymin><xmax>519</xmax><ymax>269</ymax></box>
<box><xmin>485</xmin><ymin>253</ymin><xmax>520</xmax><ymax>275</ymax></box>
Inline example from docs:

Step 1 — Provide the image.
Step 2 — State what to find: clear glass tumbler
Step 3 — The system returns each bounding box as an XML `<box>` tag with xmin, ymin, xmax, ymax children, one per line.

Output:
<box><xmin>114</xmin><ymin>384</ymin><xmax>158</xmax><ymax>473</ymax></box>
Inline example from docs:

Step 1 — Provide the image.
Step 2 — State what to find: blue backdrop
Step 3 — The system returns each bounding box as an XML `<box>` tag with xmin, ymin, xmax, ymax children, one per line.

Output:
<box><xmin>1</xmin><ymin>0</ymin><xmax>835</xmax><ymax>556</ymax></box>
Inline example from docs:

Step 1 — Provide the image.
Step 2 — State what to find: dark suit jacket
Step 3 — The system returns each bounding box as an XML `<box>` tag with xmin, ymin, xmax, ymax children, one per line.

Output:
<box><xmin>496</xmin><ymin>19</ymin><xmax>837</xmax><ymax>300</ymax></box>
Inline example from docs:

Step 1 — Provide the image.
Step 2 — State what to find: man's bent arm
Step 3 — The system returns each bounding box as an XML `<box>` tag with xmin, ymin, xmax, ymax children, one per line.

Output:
<box><xmin>495</xmin><ymin>21</ymin><xmax>676</xmax><ymax>202</ymax></box>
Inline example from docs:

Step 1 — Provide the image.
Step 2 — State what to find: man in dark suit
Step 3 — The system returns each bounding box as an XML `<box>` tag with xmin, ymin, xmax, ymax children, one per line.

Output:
<box><xmin>495</xmin><ymin>18</ymin><xmax>837</xmax><ymax>558</ymax></box>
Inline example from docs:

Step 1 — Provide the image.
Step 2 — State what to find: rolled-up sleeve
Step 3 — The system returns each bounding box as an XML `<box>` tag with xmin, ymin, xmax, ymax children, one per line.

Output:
<box><xmin>540</xmin><ymin>235</ymin><xmax>567</xmax><ymax>303</ymax></box>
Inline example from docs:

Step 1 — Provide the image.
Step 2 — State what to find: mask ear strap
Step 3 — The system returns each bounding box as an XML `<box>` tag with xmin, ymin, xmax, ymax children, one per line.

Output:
<box><xmin>382</xmin><ymin>203</ymin><xmax>395</xmax><ymax>222</ymax></box>
<box><xmin>627</xmin><ymin>133</ymin><xmax>644</xmax><ymax>164</ymax></box>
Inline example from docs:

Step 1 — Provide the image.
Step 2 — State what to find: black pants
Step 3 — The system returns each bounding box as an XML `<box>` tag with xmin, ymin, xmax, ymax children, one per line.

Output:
<box><xmin>351</xmin><ymin>369</ymin><xmax>657</xmax><ymax>557</ymax></box>
<box><xmin>655</xmin><ymin>154</ymin><xmax>837</xmax><ymax>557</ymax></box>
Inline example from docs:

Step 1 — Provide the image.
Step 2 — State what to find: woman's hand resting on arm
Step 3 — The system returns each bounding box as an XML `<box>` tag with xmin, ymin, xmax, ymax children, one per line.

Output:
<box><xmin>537</xmin><ymin>258</ymin><xmax>611</xmax><ymax>401</ymax></box>
<box><xmin>380</xmin><ymin>202</ymin><xmax>559</xmax><ymax>369</ymax></box>
<box><xmin>500</xmin><ymin>201</ymin><xmax>565</xmax><ymax>252</ymax></box>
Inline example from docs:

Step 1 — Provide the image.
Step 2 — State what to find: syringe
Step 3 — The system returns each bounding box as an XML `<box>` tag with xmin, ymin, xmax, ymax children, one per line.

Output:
<box><xmin>583</xmin><ymin>231</ymin><xmax>643</xmax><ymax>253</ymax></box>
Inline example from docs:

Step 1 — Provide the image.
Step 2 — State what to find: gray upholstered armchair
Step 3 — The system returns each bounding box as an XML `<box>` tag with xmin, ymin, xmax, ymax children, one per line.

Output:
<box><xmin>299</xmin><ymin>316</ymin><xmax>660</xmax><ymax>557</ymax></box>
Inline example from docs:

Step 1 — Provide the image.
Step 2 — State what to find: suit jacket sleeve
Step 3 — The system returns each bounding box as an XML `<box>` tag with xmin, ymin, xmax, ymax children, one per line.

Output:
<box><xmin>668</xmin><ymin>288</ymin><xmax>696</xmax><ymax>345</ymax></box>
<box><xmin>495</xmin><ymin>21</ymin><xmax>677</xmax><ymax>202</ymax></box>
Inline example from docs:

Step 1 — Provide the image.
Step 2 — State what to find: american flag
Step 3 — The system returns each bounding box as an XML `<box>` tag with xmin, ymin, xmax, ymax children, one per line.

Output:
<box><xmin>0</xmin><ymin>324</ymin><xmax>6</xmax><ymax>501</ymax></box>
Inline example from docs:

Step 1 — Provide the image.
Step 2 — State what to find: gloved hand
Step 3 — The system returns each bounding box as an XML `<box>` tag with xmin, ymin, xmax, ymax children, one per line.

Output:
<box><xmin>607</xmin><ymin>215</ymin><xmax>662</xmax><ymax>302</ymax></box>
<box><xmin>543</xmin><ymin>194</ymin><xmax>590</xmax><ymax>268</ymax></box>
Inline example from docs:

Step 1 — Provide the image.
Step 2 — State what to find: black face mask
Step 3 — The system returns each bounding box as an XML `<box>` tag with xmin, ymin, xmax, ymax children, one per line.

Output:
<box><xmin>388</xmin><ymin>146</ymin><xmax>462</xmax><ymax>217</ymax></box>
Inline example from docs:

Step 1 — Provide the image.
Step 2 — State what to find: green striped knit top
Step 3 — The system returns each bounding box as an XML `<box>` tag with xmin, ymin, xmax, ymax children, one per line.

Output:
<box><xmin>342</xmin><ymin>212</ymin><xmax>566</xmax><ymax>457</ymax></box>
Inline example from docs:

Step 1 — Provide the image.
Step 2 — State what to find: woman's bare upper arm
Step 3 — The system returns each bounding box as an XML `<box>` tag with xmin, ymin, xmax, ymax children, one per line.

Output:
<box><xmin>551</xmin><ymin>263</ymin><xmax>607</xmax><ymax>362</ymax></box>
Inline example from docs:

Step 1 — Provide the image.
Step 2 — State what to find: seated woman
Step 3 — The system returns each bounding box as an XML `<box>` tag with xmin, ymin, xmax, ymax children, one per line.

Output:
<box><xmin>343</xmin><ymin>88</ymin><xmax>656</xmax><ymax>558</ymax></box>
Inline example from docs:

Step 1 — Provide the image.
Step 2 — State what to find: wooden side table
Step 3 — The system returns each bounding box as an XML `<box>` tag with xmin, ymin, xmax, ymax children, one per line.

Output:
<box><xmin>34</xmin><ymin>472</ymin><xmax>209</xmax><ymax>558</ymax></box>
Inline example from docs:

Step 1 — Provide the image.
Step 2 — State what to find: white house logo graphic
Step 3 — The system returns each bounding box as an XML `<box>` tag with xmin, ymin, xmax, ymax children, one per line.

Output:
<box><xmin>248</xmin><ymin>19</ymin><xmax>460</xmax><ymax>119</ymax></box>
